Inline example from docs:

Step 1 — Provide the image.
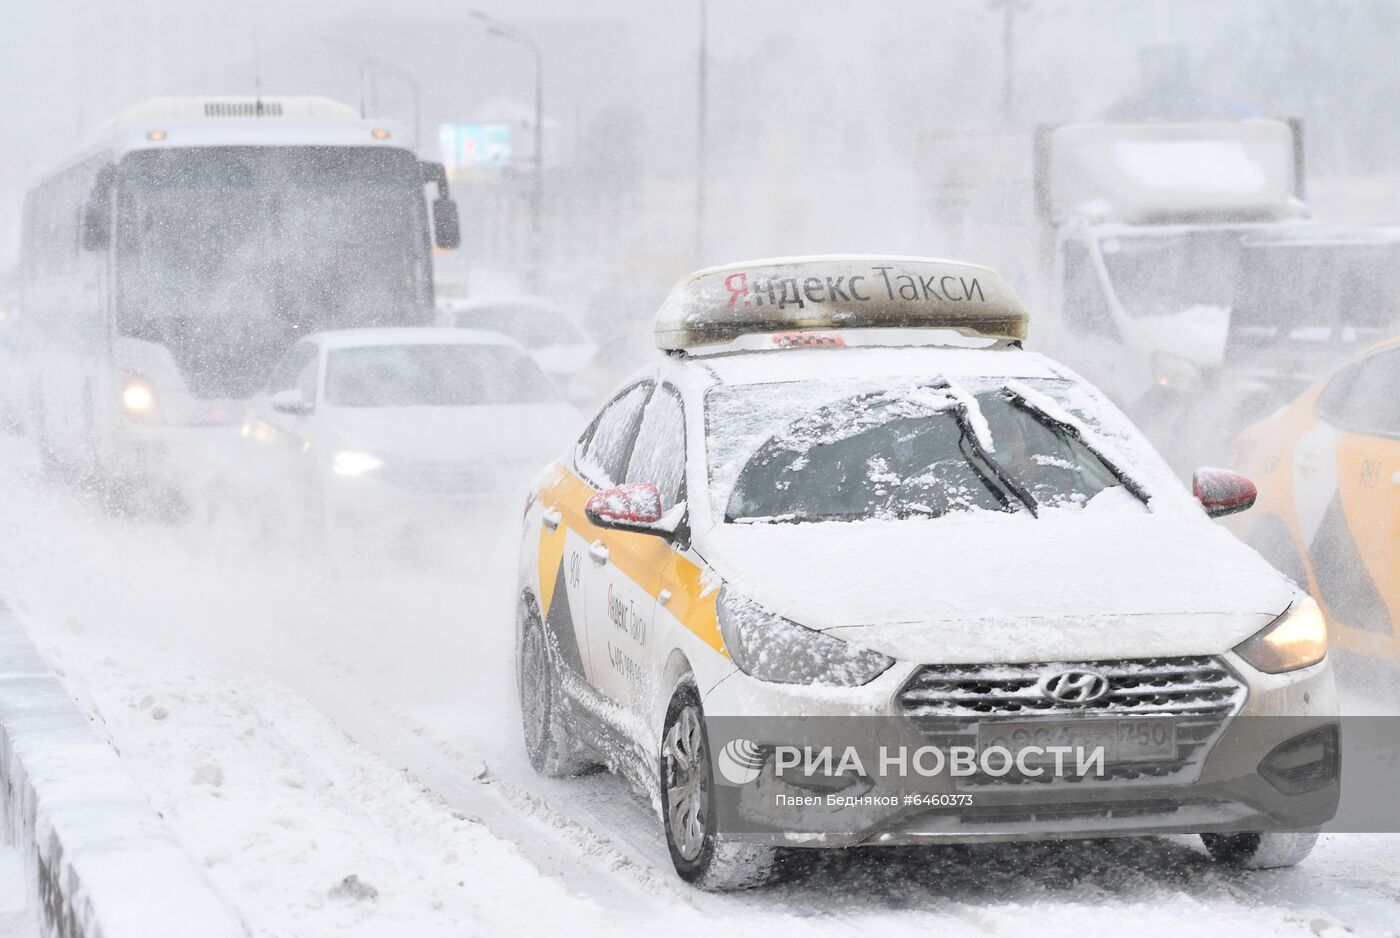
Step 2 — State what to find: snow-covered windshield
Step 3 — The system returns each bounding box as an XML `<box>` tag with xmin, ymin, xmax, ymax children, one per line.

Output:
<box><xmin>709</xmin><ymin>376</ymin><xmax>1140</xmax><ymax>524</ymax></box>
<box><xmin>325</xmin><ymin>344</ymin><xmax>558</xmax><ymax>407</ymax></box>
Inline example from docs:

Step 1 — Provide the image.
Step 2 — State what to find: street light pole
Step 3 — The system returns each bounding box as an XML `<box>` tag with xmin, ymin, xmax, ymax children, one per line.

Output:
<box><xmin>404</xmin><ymin>73</ymin><xmax>422</xmax><ymax>152</ymax></box>
<box><xmin>473</xmin><ymin>10</ymin><xmax>545</xmax><ymax>292</ymax></box>
<box><xmin>695</xmin><ymin>0</ymin><xmax>708</xmax><ymax>267</ymax></box>
<box><xmin>532</xmin><ymin>37</ymin><xmax>544</xmax><ymax>290</ymax></box>
<box><xmin>989</xmin><ymin>0</ymin><xmax>1029</xmax><ymax>127</ymax></box>
<box><xmin>1001</xmin><ymin>1</ymin><xmax>1015</xmax><ymax>125</ymax></box>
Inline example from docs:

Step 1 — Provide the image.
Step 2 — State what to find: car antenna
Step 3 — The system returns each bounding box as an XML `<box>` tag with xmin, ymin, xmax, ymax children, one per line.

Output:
<box><xmin>251</xmin><ymin>0</ymin><xmax>266</xmax><ymax>117</ymax></box>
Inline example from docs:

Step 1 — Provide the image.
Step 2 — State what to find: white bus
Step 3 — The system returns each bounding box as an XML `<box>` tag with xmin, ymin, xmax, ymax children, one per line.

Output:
<box><xmin>19</xmin><ymin>95</ymin><xmax>460</xmax><ymax>505</ymax></box>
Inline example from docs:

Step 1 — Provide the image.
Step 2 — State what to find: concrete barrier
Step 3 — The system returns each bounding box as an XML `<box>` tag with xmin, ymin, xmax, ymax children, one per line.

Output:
<box><xmin>0</xmin><ymin>603</ymin><xmax>246</xmax><ymax>938</ymax></box>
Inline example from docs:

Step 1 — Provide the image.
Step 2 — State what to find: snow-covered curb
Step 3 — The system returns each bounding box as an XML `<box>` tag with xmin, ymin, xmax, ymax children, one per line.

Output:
<box><xmin>0</xmin><ymin>603</ymin><xmax>246</xmax><ymax>938</ymax></box>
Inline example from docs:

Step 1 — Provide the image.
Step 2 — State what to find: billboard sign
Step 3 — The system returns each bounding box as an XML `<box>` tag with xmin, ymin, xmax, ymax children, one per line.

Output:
<box><xmin>439</xmin><ymin>123</ymin><xmax>513</xmax><ymax>176</ymax></box>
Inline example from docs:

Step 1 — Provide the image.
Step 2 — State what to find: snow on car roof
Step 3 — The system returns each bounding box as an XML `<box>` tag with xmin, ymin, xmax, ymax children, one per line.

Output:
<box><xmin>311</xmin><ymin>327</ymin><xmax>524</xmax><ymax>349</ymax></box>
<box><xmin>688</xmin><ymin>344</ymin><xmax>1063</xmax><ymax>389</ymax></box>
<box><xmin>654</xmin><ymin>255</ymin><xmax>1029</xmax><ymax>351</ymax></box>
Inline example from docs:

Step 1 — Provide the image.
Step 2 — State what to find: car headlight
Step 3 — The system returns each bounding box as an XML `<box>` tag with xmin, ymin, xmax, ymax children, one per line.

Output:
<box><xmin>332</xmin><ymin>450</ymin><xmax>384</xmax><ymax>477</ymax></box>
<box><xmin>121</xmin><ymin>375</ymin><xmax>155</xmax><ymax>415</ymax></box>
<box><xmin>1234</xmin><ymin>597</ymin><xmax>1327</xmax><ymax>673</ymax></box>
<box><xmin>1151</xmin><ymin>351</ymin><xmax>1204</xmax><ymax>391</ymax></box>
<box><xmin>716</xmin><ymin>585</ymin><xmax>894</xmax><ymax>686</ymax></box>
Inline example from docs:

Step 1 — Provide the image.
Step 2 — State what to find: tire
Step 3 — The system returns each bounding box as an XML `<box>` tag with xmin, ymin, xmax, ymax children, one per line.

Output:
<box><xmin>517</xmin><ymin>594</ymin><xmax>595</xmax><ymax>778</ymax></box>
<box><xmin>1201</xmin><ymin>831</ymin><xmax>1318</xmax><ymax>869</ymax></box>
<box><xmin>660</xmin><ymin>682</ymin><xmax>777</xmax><ymax>890</ymax></box>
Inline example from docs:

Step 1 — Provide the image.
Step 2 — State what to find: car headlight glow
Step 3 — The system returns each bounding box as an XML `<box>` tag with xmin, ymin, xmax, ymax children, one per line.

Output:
<box><xmin>332</xmin><ymin>450</ymin><xmax>384</xmax><ymax>477</ymax></box>
<box><xmin>1234</xmin><ymin>597</ymin><xmax>1328</xmax><ymax>673</ymax></box>
<box><xmin>716</xmin><ymin>585</ymin><xmax>894</xmax><ymax>686</ymax></box>
<box><xmin>1151</xmin><ymin>351</ymin><xmax>1204</xmax><ymax>391</ymax></box>
<box><xmin>121</xmin><ymin>378</ymin><xmax>154</xmax><ymax>415</ymax></box>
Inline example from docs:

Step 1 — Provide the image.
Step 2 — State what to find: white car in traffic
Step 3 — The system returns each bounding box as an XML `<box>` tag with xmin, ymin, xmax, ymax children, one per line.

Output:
<box><xmin>222</xmin><ymin>327</ymin><xmax>578</xmax><ymax>554</ymax></box>
<box><xmin>515</xmin><ymin>256</ymin><xmax>1338</xmax><ymax>889</ymax></box>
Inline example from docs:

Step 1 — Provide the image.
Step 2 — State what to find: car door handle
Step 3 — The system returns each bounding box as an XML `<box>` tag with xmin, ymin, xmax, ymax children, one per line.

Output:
<box><xmin>541</xmin><ymin>508</ymin><xmax>562</xmax><ymax>531</ymax></box>
<box><xmin>588</xmin><ymin>540</ymin><xmax>610</xmax><ymax>564</ymax></box>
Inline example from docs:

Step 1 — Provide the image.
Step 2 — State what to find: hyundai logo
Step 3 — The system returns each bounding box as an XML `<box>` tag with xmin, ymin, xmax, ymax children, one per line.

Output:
<box><xmin>1039</xmin><ymin>669</ymin><xmax>1111</xmax><ymax>706</ymax></box>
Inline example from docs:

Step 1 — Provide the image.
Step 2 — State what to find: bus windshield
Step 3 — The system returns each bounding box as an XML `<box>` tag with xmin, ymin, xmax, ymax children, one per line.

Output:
<box><xmin>115</xmin><ymin>146</ymin><xmax>431</xmax><ymax>397</ymax></box>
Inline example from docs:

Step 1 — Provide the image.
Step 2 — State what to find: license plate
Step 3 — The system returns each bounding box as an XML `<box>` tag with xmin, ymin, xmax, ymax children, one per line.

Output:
<box><xmin>977</xmin><ymin>718</ymin><xmax>1177</xmax><ymax>763</ymax></box>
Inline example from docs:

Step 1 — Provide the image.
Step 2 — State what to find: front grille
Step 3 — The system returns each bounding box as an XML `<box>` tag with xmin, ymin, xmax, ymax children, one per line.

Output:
<box><xmin>896</xmin><ymin>656</ymin><xmax>1247</xmax><ymax>787</ymax></box>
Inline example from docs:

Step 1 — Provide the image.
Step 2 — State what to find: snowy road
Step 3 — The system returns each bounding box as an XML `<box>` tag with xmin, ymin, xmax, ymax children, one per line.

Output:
<box><xmin>1</xmin><ymin>432</ymin><xmax>1398</xmax><ymax>938</ymax></box>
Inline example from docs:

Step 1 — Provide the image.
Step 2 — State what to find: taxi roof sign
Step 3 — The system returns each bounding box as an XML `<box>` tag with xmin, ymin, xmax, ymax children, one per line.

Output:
<box><xmin>654</xmin><ymin>255</ymin><xmax>1028</xmax><ymax>351</ymax></box>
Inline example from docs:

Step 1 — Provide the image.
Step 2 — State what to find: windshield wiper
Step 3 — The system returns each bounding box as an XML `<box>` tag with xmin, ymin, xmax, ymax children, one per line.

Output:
<box><xmin>952</xmin><ymin>406</ymin><xmax>1038</xmax><ymax>517</ymax></box>
<box><xmin>1002</xmin><ymin>389</ymin><xmax>1151</xmax><ymax>506</ymax></box>
<box><xmin>923</xmin><ymin>379</ymin><xmax>1039</xmax><ymax>517</ymax></box>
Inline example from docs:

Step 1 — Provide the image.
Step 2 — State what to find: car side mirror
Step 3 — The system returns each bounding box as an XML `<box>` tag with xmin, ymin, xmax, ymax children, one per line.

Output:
<box><xmin>585</xmin><ymin>482</ymin><xmax>681</xmax><ymax>538</ymax></box>
<box><xmin>421</xmin><ymin>161</ymin><xmax>461</xmax><ymax>250</ymax></box>
<box><xmin>432</xmin><ymin>198</ymin><xmax>461</xmax><ymax>249</ymax></box>
<box><xmin>1193</xmin><ymin>467</ymin><xmax>1257</xmax><ymax>518</ymax></box>
<box><xmin>270</xmin><ymin>388</ymin><xmax>313</xmax><ymax>416</ymax></box>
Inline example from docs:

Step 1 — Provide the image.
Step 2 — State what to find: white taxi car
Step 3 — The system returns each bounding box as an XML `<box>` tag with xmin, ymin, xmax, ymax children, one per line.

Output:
<box><xmin>515</xmin><ymin>256</ymin><xmax>1338</xmax><ymax>889</ymax></box>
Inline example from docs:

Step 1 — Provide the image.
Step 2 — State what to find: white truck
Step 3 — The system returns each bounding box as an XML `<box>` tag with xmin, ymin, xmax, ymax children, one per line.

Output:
<box><xmin>1018</xmin><ymin>119</ymin><xmax>1400</xmax><ymax>461</ymax></box>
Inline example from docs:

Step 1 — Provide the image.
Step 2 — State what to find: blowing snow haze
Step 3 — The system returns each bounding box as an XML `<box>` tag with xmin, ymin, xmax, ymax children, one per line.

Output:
<box><xmin>1</xmin><ymin>2</ymin><xmax>1400</xmax><ymax>937</ymax></box>
<box><xmin>6</xmin><ymin>0</ymin><xmax>1400</xmax><ymax>271</ymax></box>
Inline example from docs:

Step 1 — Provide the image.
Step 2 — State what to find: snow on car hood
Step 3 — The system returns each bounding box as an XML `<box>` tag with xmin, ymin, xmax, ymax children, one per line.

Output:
<box><xmin>701</xmin><ymin>509</ymin><xmax>1293</xmax><ymax>663</ymax></box>
<box><xmin>321</xmin><ymin>402</ymin><xmax>580</xmax><ymax>462</ymax></box>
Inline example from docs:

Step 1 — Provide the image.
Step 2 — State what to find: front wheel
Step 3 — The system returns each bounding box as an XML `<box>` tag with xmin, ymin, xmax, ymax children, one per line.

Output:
<box><xmin>1201</xmin><ymin>831</ymin><xmax>1318</xmax><ymax>869</ymax></box>
<box><xmin>660</xmin><ymin>683</ymin><xmax>776</xmax><ymax>890</ymax></box>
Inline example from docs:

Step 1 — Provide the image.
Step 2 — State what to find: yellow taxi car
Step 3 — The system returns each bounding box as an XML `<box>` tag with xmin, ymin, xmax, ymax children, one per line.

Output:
<box><xmin>1231</xmin><ymin>336</ymin><xmax>1400</xmax><ymax>662</ymax></box>
<box><xmin>518</xmin><ymin>256</ymin><xmax>1336</xmax><ymax>889</ymax></box>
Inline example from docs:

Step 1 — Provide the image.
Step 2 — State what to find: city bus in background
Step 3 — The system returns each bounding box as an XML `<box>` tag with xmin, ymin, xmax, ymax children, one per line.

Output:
<box><xmin>18</xmin><ymin>95</ymin><xmax>460</xmax><ymax>508</ymax></box>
